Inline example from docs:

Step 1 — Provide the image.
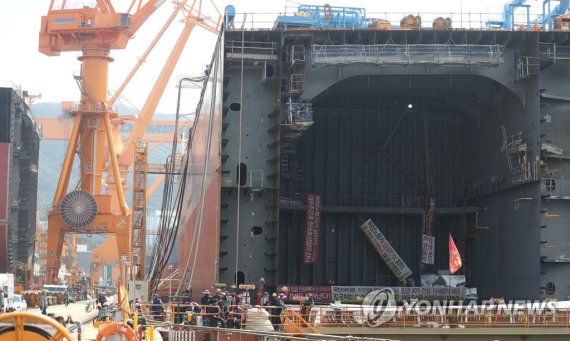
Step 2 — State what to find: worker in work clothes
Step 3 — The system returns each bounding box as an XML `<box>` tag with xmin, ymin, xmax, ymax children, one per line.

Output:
<box><xmin>40</xmin><ymin>290</ymin><xmax>48</xmax><ymax>315</ymax></box>
<box><xmin>150</xmin><ymin>294</ymin><xmax>165</xmax><ymax>321</ymax></box>
<box><xmin>300</xmin><ymin>293</ymin><xmax>314</xmax><ymax>325</ymax></box>
<box><xmin>97</xmin><ymin>291</ymin><xmax>107</xmax><ymax>310</ymax></box>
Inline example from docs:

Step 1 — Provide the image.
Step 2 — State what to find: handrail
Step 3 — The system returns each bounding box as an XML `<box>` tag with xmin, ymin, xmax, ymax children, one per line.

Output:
<box><xmin>294</xmin><ymin>305</ymin><xmax>570</xmax><ymax>329</ymax></box>
<box><xmin>282</xmin><ymin>307</ymin><xmax>321</xmax><ymax>334</ymax></box>
<box><xmin>131</xmin><ymin>302</ymin><xmax>570</xmax><ymax>331</ymax></box>
<box><xmin>226</xmin><ymin>9</ymin><xmax>558</xmax><ymax>31</ymax></box>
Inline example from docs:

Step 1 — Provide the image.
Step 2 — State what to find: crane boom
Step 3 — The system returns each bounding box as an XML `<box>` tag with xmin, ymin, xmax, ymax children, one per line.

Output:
<box><xmin>502</xmin><ymin>0</ymin><xmax>529</xmax><ymax>29</ymax></box>
<box><xmin>118</xmin><ymin>1</ymin><xmax>221</xmax><ymax>166</ymax></box>
<box><xmin>129</xmin><ymin>0</ymin><xmax>168</xmax><ymax>33</ymax></box>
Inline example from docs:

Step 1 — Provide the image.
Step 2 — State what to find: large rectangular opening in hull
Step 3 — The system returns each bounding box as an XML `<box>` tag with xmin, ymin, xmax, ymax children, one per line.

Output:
<box><xmin>278</xmin><ymin>78</ymin><xmax>541</xmax><ymax>300</ymax></box>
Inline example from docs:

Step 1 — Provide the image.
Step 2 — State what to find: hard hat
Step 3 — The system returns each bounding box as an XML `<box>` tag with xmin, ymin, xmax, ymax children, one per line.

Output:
<box><xmin>272</xmin><ymin>293</ymin><xmax>277</xmax><ymax>297</ymax></box>
<box><xmin>203</xmin><ymin>290</ymin><xmax>210</xmax><ymax>295</ymax></box>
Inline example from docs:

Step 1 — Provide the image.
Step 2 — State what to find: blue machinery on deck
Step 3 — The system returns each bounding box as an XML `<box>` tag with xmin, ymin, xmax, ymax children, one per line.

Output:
<box><xmin>274</xmin><ymin>4</ymin><xmax>368</xmax><ymax>29</ymax></box>
<box><xmin>270</xmin><ymin>1</ymin><xmax>570</xmax><ymax>31</ymax></box>
<box><xmin>488</xmin><ymin>0</ymin><xmax>570</xmax><ymax>29</ymax></box>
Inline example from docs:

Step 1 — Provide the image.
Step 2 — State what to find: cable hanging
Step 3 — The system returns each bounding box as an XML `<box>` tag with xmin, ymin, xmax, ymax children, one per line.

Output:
<box><xmin>148</xmin><ymin>24</ymin><xmax>225</xmax><ymax>296</ymax></box>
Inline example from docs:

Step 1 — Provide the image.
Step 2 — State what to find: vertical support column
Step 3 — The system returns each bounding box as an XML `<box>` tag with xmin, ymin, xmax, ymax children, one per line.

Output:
<box><xmin>132</xmin><ymin>142</ymin><xmax>147</xmax><ymax>280</ymax></box>
<box><xmin>46</xmin><ymin>215</ymin><xmax>65</xmax><ymax>284</ymax></box>
<box><xmin>78</xmin><ymin>48</ymin><xmax>112</xmax><ymax>194</ymax></box>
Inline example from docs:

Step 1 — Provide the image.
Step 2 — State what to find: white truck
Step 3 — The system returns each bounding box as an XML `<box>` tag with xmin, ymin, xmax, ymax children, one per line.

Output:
<box><xmin>0</xmin><ymin>273</ymin><xmax>15</xmax><ymax>312</ymax></box>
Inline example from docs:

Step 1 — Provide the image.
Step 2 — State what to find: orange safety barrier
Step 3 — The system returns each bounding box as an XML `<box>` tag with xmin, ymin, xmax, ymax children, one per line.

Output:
<box><xmin>137</xmin><ymin>302</ymin><xmax>222</xmax><ymax>323</ymax></box>
<box><xmin>133</xmin><ymin>302</ymin><xmax>570</xmax><ymax>331</ymax></box>
<box><xmin>282</xmin><ymin>307</ymin><xmax>320</xmax><ymax>334</ymax></box>
<box><xmin>95</xmin><ymin>322</ymin><xmax>137</xmax><ymax>341</ymax></box>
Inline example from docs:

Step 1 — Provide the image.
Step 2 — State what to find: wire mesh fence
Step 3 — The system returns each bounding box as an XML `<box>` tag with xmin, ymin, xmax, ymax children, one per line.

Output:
<box><xmin>311</xmin><ymin>44</ymin><xmax>503</xmax><ymax>66</ymax></box>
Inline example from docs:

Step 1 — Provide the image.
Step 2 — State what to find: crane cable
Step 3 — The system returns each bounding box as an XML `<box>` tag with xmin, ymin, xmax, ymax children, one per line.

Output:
<box><xmin>150</xmin><ymin>145</ymin><xmax>190</xmax><ymax>283</ymax></box>
<box><xmin>149</xmin><ymin>26</ymin><xmax>225</xmax><ymax>294</ymax></box>
<box><xmin>176</xmin><ymin>22</ymin><xmax>225</xmax><ymax>293</ymax></box>
<box><xmin>148</xmin><ymin>72</ymin><xmax>206</xmax><ymax>282</ymax></box>
<box><xmin>177</xmin><ymin>25</ymin><xmax>225</xmax><ymax>295</ymax></box>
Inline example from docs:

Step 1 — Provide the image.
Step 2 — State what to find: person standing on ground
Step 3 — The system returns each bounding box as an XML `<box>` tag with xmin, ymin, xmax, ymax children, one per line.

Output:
<box><xmin>273</xmin><ymin>294</ymin><xmax>287</xmax><ymax>330</ymax></box>
<box><xmin>97</xmin><ymin>291</ymin><xmax>107</xmax><ymax>310</ymax></box>
<box><xmin>40</xmin><ymin>290</ymin><xmax>48</xmax><ymax>315</ymax></box>
<box><xmin>64</xmin><ymin>291</ymin><xmax>69</xmax><ymax>307</ymax></box>
<box><xmin>256</xmin><ymin>277</ymin><xmax>266</xmax><ymax>305</ymax></box>
<box><xmin>0</xmin><ymin>288</ymin><xmax>4</xmax><ymax>313</ymax></box>
<box><xmin>150</xmin><ymin>294</ymin><xmax>164</xmax><ymax>321</ymax></box>
<box><xmin>300</xmin><ymin>293</ymin><xmax>314</xmax><ymax>325</ymax></box>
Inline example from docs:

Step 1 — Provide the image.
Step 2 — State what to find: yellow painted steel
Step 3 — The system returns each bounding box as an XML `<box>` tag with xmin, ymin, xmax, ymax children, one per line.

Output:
<box><xmin>103</xmin><ymin>114</ymin><xmax>128</xmax><ymax>215</ymax></box>
<box><xmin>0</xmin><ymin>312</ymin><xmax>74</xmax><ymax>341</ymax></box>
<box><xmin>51</xmin><ymin>113</ymin><xmax>82</xmax><ymax>205</ymax></box>
<box><xmin>94</xmin><ymin>119</ymin><xmax>106</xmax><ymax>195</ymax></box>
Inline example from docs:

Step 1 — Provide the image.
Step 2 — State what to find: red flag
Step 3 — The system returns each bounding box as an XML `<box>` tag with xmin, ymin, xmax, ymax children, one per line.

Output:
<box><xmin>449</xmin><ymin>233</ymin><xmax>462</xmax><ymax>274</ymax></box>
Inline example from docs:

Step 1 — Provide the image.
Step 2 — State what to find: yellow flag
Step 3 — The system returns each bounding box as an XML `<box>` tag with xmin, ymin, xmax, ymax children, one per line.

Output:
<box><xmin>118</xmin><ymin>281</ymin><xmax>130</xmax><ymax>314</ymax></box>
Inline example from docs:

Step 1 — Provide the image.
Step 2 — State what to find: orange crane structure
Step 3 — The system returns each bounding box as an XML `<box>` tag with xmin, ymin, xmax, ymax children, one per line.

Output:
<box><xmin>39</xmin><ymin>0</ymin><xmax>221</xmax><ymax>285</ymax></box>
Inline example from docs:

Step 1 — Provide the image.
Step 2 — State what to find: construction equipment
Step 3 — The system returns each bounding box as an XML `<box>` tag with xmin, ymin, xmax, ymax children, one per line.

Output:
<box><xmin>39</xmin><ymin>0</ymin><xmax>220</xmax><ymax>286</ymax></box>
<box><xmin>432</xmin><ymin>17</ymin><xmax>452</xmax><ymax>29</ymax></box>
<box><xmin>541</xmin><ymin>0</ymin><xmax>570</xmax><ymax>30</ymax></box>
<box><xmin>274</xmin><ymin>4</ymin><xmax>368</xmax><ymax>29</ymax></box>
<box><xmin>400</xmin><ymin>14</ymin><xmax>422</xmax><ymax>29</ymax></box>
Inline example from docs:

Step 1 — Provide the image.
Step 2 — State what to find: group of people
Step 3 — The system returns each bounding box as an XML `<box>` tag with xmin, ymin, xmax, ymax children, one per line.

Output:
<box><xmin>192</xmin><ymin>287</ymin><xmax>315</xmax><ymax>331</ymax></box>
<box><xmin>145</xmin><ymin>289</ymin><xmax>193</xmax><ymax>322</ymax></box>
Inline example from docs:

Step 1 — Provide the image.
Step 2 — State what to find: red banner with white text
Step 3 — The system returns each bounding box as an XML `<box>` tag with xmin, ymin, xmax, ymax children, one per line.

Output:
<box><xmin>303</xmin><ymin>193</ymin><xmax>321</xmax><ymax>264</ymax></box>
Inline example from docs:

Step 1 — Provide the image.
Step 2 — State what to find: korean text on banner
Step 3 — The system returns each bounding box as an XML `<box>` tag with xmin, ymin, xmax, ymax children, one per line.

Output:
<box><xmin>303</xmin><ymin>193</ymin><xmax>321</xmax><ymax>264</ymax></box>
<box><xmin>422</xmin><ymin>234</ymin><xmax>435</xmax><ymax>264</ymax></box>
<box><xmin>360</xmin><ymin>219</ymin><xmax>412</xmax><ymax>282</ymax></box>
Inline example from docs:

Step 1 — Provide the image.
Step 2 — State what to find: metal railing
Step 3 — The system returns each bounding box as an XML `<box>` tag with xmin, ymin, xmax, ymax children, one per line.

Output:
<box><xmin>289</xmin><ymin>102</ymin><xmax>313</xmax><ymax>123</ymax></box>
<box><xmin>540</xmin><ymin>43</ymin><xmax>570</xmax><ymax>62</ymax></box>
<box><xmin>226</xmin><ymin>8</ymin><xmax>555</xmax><ymax>31</ymax></box>
<box><xmin>225</xmin><ymin>40</ymin><xmax>279</xmax><ymax>60</ymax></box>
<box><xmin>457</xmin><ymin>161</ymin><xmax>540</xmax><ymax>200</ymax></box>
<box><xmin>137</xmin><ymin>302</ymin><xmax>570</xmax><ymax>330</ymax></box>
<box><xmin>541</xmin><ymin>177</ymin><xmax>570</xmax><ymax>199</ymax></box>
<box><xmin>312</xmin><ymin>44</ymin><xmax>503</xmax><ymax>66</ymax></box>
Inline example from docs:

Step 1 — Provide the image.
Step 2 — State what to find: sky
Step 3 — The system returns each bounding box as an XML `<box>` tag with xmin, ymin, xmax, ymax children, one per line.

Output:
<box><xmin>0</xmin><ymin>0</ymin><xmax>546</xmax><ymax>116</ymax></box>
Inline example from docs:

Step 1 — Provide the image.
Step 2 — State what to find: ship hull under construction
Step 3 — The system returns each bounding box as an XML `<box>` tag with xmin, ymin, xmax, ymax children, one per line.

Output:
<box><xmin>177</xmin><ymin>26</ymin><xmax>570</xmax><ymax>302</ymax></box>
<box><xmin>0</xmin><ymin>87</ymin><xmax>40</xmax><ymax>284</ymax></box>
